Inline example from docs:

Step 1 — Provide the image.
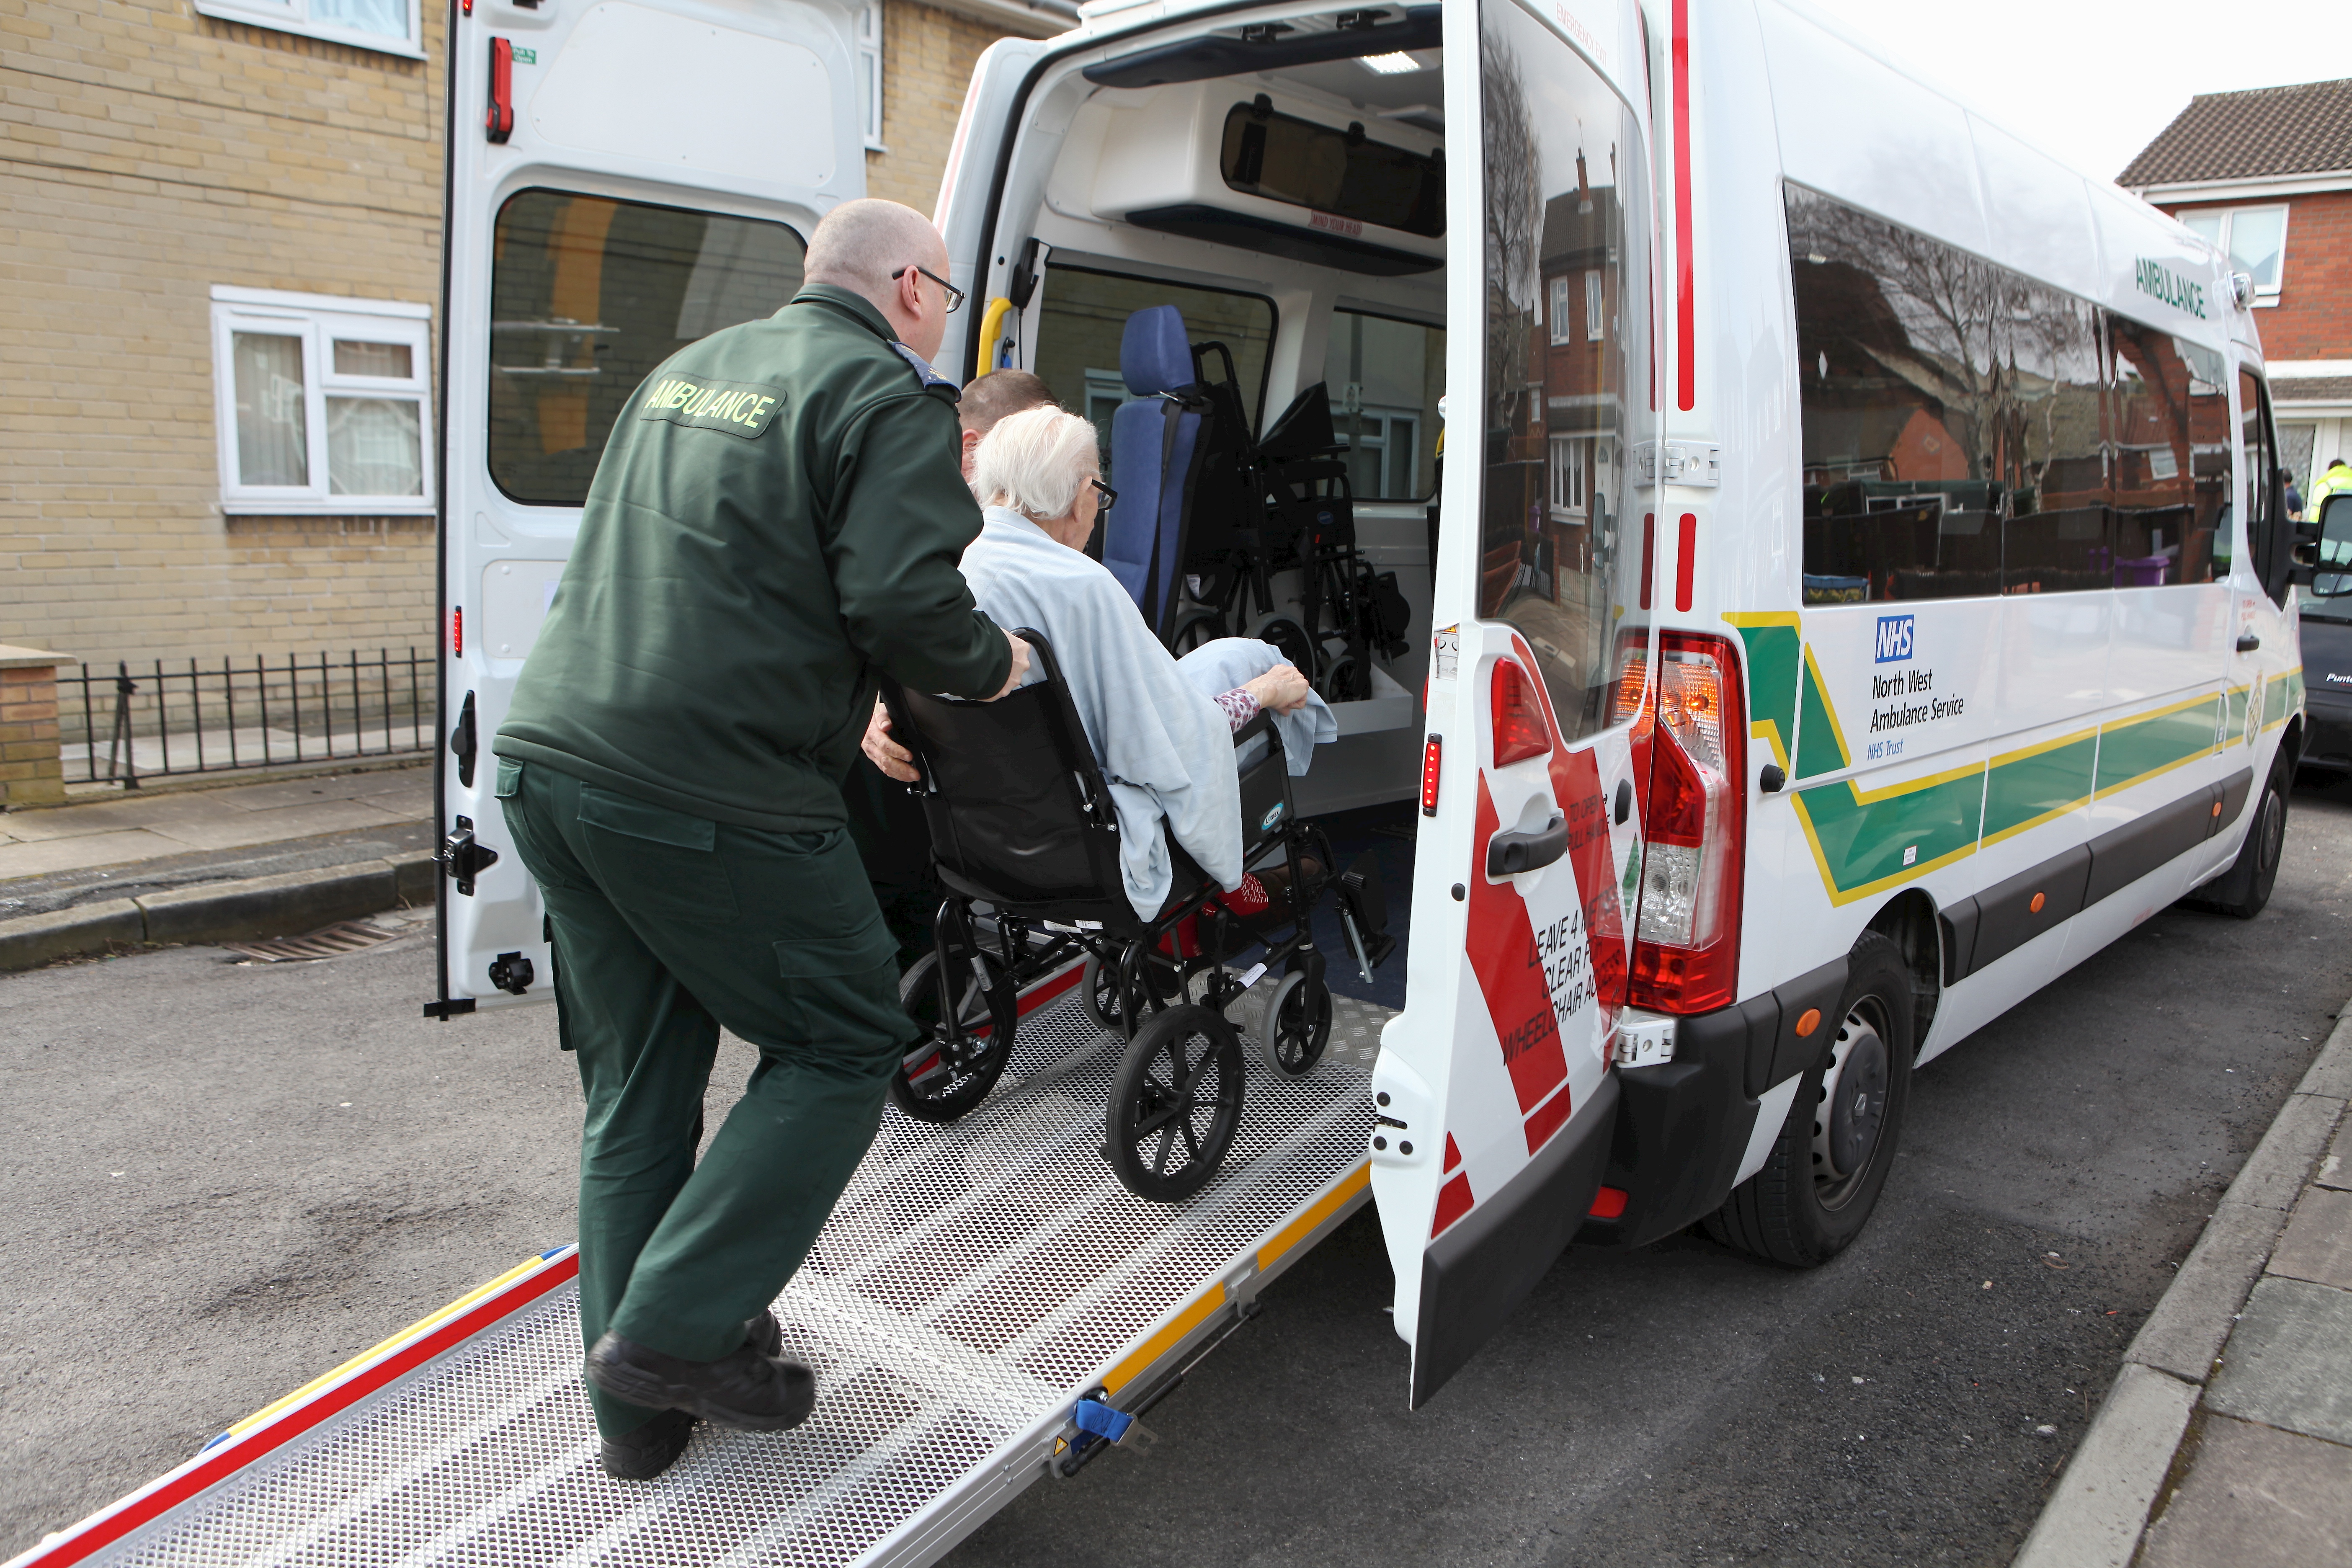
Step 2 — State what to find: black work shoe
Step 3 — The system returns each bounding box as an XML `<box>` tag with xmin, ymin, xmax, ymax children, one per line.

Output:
<box><xmin>600</xmin><ymin>1407</ymin><xmax>695</xmax><ymax>1481</ymax></box>
<box><xmin>743</xmin><ymin>1310</ymin><xmax>782</xmax><ymax>1358</ymax></box>
<box><xmin>585</xmin><ymin>1332</ymin><xmax>817</xmax><ymax>1433</ymax></box>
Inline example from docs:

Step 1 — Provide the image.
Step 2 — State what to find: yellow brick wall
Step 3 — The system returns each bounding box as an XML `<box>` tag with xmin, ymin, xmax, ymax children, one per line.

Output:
<box><xmin>0</xmin><ymin>0</ymin><xmax>444</xmax><ymax>677</ymax></box>
<box><xmin>864</xmin><ymin>0</ymin><xmax>1017</xmax><ymax>216</ymax></box>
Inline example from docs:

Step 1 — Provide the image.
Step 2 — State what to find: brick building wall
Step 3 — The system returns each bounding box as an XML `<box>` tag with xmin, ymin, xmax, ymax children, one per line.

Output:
<box><xmin>865</xmin><ymin>0</ymin><xmax>1010</xmax><ymax>215</ymax></box>
<box><xmin>0</xmin><ymin>1</ymin><xmax>446</xmax><ymax>676</ymax></box>
<box><xmin>2159</xmin><ymin>189</ymin><xmax>2352</xmax><ymax>364</ymax></box>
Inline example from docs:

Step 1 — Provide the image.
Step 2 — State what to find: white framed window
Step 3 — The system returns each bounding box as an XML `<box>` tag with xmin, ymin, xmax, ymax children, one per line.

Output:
<box><xmin>856</xmin><ymin>3</ymin><xmax>886</xmax><ymax>152</ymax></box>
<box><xmin>193</xmin><ymin>0</ymin><xmax>424</xmax><ymax>59</ymax></box>
<box><xmin>1584</xmin><ymin>269</ymin><xmax>1604</xmax><ymax>342</ymax></box>
<box><xmin>1547</xmin><ymin>274</ymin><xmax>1574</xmax><ymax>346</ymax></box>
<box><xmin>211</xmin><ymin>286</ymin><xmax>434</xmax><ymax>515</ymax></box>
<box><xmin>2178</xmin><ymin>205</ymin><xmax>2289</xmax><ymax>303</ymax></box>
<box><xmin>1549</xmin><ymin>433</ymin><xmax>1585</xmax><ymax>518</ymax></box>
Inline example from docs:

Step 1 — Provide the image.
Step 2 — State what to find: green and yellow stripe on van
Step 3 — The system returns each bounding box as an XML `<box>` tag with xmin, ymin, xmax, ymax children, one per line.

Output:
<box><xmin>1723</xmin><ymin>614</ymin><xmax>2297</xmax><ymax>909</ymax></box>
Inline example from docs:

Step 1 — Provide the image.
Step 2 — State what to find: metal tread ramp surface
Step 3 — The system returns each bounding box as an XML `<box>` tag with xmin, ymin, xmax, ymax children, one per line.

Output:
<box><xmin>19</xmin><ymin>982</ymin><xmax>1387</xmax><ymax>1568</ymax></box>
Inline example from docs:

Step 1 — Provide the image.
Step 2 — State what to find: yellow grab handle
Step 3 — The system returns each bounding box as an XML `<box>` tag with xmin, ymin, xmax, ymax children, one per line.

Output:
<box><xmin>972</xmin><ymin>296</ymin><xmax>1015</xmax><ymax>378</ymax></box>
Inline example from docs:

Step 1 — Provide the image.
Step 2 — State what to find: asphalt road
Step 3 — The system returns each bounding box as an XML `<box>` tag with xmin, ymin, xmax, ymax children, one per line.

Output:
<box><xmin>4</xmin><ymin>776</ymin><xmax>2349</xmax><ymax>1565</ymax></box>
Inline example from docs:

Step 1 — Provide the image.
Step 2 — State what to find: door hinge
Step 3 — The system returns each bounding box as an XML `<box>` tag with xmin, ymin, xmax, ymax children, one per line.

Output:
<box><xmin>1634</xmin><ymin>441</ymin><xmax>1722</xmax><ymax>488</ymax></box>
<box><xmin>440</xmin><ymin>815</ymin><xmax>500</xmax><ymax>895</ymax></box>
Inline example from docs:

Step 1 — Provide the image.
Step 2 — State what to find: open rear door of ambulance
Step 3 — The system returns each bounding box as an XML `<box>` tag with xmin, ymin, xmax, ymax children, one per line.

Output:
<box><xmin>1371</xmin><ymin>0</ymin><xmax>1664</xmax><ymax>1406</ymax></box>
<box><xmin>429</xmin><ymin>0</ymin><xmax>861</xmax><ymax>1017</ymax></box>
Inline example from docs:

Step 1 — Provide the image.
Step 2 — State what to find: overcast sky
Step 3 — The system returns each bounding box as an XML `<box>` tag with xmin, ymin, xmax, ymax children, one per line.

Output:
<box><xmin>1790</xmin><ymin>0</ymin><xmax>2344</xmax><ymax>185</ymax></box>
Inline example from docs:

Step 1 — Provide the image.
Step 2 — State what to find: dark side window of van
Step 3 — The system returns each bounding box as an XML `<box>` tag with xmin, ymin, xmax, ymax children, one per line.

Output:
<box><xmin>1478</xmin><ymin>0</ymin><xmax>1652</xmax><ymax>742</ymax></box>
<box><xmin>1788</xmin><ymin>184</ymin><xmax>2230</xmax><ymax>603</ymax></box>
<box><xmin>1030</xmin><ymin>264</ymin><xmax>1277</xmax><ymax>480</ymax></box>
<box><xmin>1219</xmin><ymin>102</ymin><xmax>1445</xmax><ymax>238</ymax></box>
<box><xmin>1325</xmin><ymin>309</ymin><xmax>1445</xmax><ymax>500</ymax></box>
<box><xmin>487</xmin><ymin>191</ymin><xmax>806</xmax><ymax>506</ymax></box>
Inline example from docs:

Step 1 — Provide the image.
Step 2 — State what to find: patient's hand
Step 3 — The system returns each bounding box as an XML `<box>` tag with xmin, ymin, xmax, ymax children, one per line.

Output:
<box><xmin>1244</xmin><ymin>663</ymin><xmax>1311</xmax><ymax>714</ymax></box>
<box><xmin>862</xmin><ymin>696</ymin><xmax>920</xmax><ymax>783</ymax></box>
<box><xmin>991</xmin><ymin>631</ymin><xmax>1032</xmax><ymax>700</ymax></box>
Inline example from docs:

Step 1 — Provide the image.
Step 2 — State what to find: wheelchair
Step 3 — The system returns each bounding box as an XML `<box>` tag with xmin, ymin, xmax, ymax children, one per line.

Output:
<box><xmin>876</xmin><ymin>632</ymin><xmax>1393</xmax><ymax>1202</ymax></box>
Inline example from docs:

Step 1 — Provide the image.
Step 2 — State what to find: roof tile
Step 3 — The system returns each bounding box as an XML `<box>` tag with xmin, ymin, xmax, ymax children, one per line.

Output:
<box><xmin>2118</xmin><ymin>78</ymin><xmax>2352</xmax><ymax>187</ymax></box>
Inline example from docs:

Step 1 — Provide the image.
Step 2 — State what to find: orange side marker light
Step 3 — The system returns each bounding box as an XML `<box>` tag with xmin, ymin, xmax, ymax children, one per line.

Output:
<box><xmin>1795</xmin><ymin>1008</ymin><xmax>1821</xmax><ymax>1038</ymax></box>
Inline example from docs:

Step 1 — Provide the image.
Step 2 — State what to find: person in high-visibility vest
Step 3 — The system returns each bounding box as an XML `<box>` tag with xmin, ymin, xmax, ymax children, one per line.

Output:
<box><xmin>2312</xmin><ymin>457</ymin><xmax>2352</xmax><ymax>515</ymax></box>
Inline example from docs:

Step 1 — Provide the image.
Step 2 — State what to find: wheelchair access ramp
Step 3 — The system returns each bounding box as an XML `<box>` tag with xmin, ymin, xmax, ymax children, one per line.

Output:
<box><xmin>16</xmin><ymin>982</ymin><xmax>1387</xmax><ymax>1568</ymax></box>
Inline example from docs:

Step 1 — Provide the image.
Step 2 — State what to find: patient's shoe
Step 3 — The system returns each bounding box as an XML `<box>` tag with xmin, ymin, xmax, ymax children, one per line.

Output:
<box><xmin>1224</xmin><ymin>856</ymin><xmax>1323</xmax><ymax>932</ymax></box>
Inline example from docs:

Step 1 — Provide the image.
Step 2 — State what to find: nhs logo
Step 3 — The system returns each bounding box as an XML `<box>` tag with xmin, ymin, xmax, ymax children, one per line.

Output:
<box><xmin>1874</xmin><ymin>615</ymin><xmax>1915</xmax><ymax>664</ymax></box>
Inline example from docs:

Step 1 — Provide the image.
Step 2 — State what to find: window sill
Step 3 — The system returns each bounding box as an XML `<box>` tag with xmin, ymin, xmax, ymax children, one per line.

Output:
<box><xmin>864</xmin><ymin>140</ymin><xmax>892</xmax><ymax>154</ymax></box>
<box><xmin>193</xmin><ymin>1</ymin><xmax>427</xmax><ymax>60</ymax></box>
<box><xmin>223</xmin><ymin>501</ymin><xmax>436</xmax><ymax>517</ymax></box>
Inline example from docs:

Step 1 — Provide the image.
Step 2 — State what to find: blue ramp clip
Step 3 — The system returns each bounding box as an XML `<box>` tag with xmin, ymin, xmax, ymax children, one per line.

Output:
<box><xmin>1071</xmin><ymin>1397</ymin><xmax>1135</xmax><ymax>1445</ymax></box>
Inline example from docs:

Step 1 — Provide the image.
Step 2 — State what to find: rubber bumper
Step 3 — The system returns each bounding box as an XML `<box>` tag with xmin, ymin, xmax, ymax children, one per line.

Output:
<box><xmin>1573</xmin><ymin>1001</ymin><xmax>1761</xmax><ymax>1250</ymax></box>
<box><xmin>2302</xmin><ymin>693</ymin><xmax>2352</xmax><ymax>773</ymax></box>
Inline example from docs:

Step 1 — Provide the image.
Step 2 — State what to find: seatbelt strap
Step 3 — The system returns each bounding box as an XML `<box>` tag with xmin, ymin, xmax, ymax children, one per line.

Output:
<box><xmin>1142</xmin><ymin>397</ymin><xmax>1184</xmax><ymax>633</ymax></box>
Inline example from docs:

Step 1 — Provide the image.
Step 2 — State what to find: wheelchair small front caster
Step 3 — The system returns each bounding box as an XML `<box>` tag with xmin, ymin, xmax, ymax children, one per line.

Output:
<box><xmin>889</xmin><ymin>946</ymin><xmax>1016</xmax><ymax>1123</ymax></box>
<box><xmin>1254</xmin><ymin>970</ymin><xmax>1331</xmax><ymax>1076</ymax></box>
<box><xmin>1106</xmin><ymin>1004</ymin><xmax>1245</xmax><ymax>1201</ymax></box>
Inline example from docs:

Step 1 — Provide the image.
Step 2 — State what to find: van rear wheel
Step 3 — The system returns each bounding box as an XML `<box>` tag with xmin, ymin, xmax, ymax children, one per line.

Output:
<box><xmin>1705</xmin><ymin>931</ymin><xmax>1914</xmax><ymax>1268</ymax></box>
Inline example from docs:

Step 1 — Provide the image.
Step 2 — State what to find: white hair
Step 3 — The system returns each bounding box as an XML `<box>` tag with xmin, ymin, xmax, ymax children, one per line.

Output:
<box><xmin>975</xmin><ymin>405</ymin><xmax>1100</xmax><ymax>521</ymax></box>
<box><xmin>803</xmin><ymin>199</ymin><xmax>939</xmax><ymax>294</ymax></box>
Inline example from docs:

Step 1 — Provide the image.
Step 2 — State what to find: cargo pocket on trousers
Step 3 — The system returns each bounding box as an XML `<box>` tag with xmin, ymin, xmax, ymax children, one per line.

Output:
<box><xmin>774</xmin><ymin>916</ymin><xmax>913</xmax><ymax>1052</ymax></box>
<box><xmin>576</xmin><ymin>785</ymin><xmax>738</xmax><ymax>922</ymax></box>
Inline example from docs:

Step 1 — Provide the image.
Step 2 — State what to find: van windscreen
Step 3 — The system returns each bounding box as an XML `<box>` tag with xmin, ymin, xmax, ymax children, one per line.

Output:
<box><xmin>1219</xmin><ymin>103</ymin><xmax>1444</xmax><ymax>238</ymax></box>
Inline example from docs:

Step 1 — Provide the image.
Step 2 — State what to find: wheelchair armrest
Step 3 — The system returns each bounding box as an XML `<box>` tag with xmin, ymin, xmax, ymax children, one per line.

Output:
<box><xmin>1230</xmin><ymin>708</ymin><xmax>1276</xmax><ymax>750</ymax></box>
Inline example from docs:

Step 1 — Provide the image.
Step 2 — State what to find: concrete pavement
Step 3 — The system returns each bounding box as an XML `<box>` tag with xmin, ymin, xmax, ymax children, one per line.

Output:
<box><xmin>0</xmin><ymin>765</ymin><xmax>428</xmax><ymax>887</ymax></box>
<box><xmin>2014</xmin><ymin>1010</ymin><xmax>2352</xmax><ymax>1568</ymax></box>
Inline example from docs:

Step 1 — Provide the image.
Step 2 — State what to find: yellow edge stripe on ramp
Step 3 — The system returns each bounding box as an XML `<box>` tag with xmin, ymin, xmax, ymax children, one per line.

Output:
<box><xmin>225</xmin><ymin>1248</ymin><xmax>570</xmax><ymax>1438</ymax></box>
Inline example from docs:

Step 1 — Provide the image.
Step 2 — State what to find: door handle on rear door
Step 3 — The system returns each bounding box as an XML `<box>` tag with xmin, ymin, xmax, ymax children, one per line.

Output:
<box><xmin>1487</xmin><ymin>815</ymin><xmax>1568</xmax><ymax>877</ymax></box>
<box><xmin>2236</xmin><ymin>632</ymin><xmax>2261</xmax><ymax>652</ymax></box>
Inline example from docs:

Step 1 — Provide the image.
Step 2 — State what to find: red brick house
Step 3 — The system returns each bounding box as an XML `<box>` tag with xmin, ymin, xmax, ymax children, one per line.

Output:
<box><xmin>2122</xmin><ymin>77</ymin><xmax>2352</xmax><ymax>502</ymax></box>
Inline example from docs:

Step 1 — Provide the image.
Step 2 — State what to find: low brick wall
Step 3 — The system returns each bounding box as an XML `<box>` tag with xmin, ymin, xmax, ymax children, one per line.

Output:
<box><xmin>0</xmin><ymin>647</ymin><xmax>73</xmax><ymax>807</ymax></box>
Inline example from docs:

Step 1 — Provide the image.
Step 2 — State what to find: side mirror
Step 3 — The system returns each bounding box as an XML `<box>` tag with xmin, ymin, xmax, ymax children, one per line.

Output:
<box><xmin>2300</xmin><ymin>493</ymin><xmax>2352</xmax><ymax>594</ymax></box>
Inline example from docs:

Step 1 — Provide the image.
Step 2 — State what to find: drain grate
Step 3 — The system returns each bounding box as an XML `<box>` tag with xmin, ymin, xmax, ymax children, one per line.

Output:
<box><xmin>222</xmin><ymin>920</ymin><xmax>406</xmax><ymax>963</ymax></box>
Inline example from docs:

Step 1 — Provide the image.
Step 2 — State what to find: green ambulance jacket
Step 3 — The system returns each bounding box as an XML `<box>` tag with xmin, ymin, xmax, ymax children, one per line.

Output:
<box><xmin>493</xmin><ymin>284</ymin><xmax>1011</xmax><ymax>832</ymax></box>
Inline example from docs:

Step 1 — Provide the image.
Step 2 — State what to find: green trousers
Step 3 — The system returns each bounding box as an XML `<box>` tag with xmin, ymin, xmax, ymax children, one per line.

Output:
<box><xmin>495</xmin><ymin>757</ymin><xmax>911</xmax><ymax>1438</ymax></box>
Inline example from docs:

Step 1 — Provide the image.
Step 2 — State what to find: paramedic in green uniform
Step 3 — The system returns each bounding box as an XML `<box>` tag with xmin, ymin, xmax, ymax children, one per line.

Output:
<box><xmin>491</xmin><ymin>199</ymin><xmax>1026</xmax><ymax>1481</ymax></box>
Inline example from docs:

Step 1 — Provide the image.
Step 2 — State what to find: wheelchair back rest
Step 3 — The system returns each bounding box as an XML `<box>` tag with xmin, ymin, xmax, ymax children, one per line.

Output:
<box><xmin>884</xmin><ymin>645</ymin><xmax>1127</xmax><ymax>910</ymax></box>
<box><xmin>1103</xmin><ymin>305</ymin><xmax>1204</xmax><ymax>635</ymax></box>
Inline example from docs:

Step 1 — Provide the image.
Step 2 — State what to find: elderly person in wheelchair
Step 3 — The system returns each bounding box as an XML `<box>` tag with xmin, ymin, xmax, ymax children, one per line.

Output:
<box><xmin>861</xmin><ymin>403</ymin><xmax>1390</xmax><ymax>1203</ymax></box>
<box><xmin>864</xmin><ymin>402</ymin><xmax>1336</xmax><ymax>928</ymax></box>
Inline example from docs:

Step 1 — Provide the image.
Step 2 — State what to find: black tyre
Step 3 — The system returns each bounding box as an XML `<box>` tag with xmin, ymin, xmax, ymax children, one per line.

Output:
<box><xmin>1317</xmin><ymin>653</ymin><xmax>1362</xmax><ymax>703</ymax></box>
<box><xmin>1253</xmin><ymin>614</ymin><xmax>1316</xmax><ymax>678</ymax></box>
<box><xmin>1106</xmin><ymin>1004</ymin><xmax>1246</xmax><ymax>1202</ymax></box>
<box><xmin>888</xmin><ymin>947</ymin><xmax>1015</xmax><ymax>1123</ymax></box>
<box><xmin>2192</xmin><ymin>752</ymin><xmax>2289</xmax><ymax>919</ymax></box>
<box><xmin>1255</xmin><ymin>970</ymin><xmax>1330</xmax><ymax>1076</ymax></box>
<box><xmin>1166</xmin><ymin>606</ymin><xmax>1228</xmax><ymax>657</ymax></box>
<box><xmin>1706</xmin><ymin>932</ymin><xmax>1913</xmax><ymax>1267</ymax></box>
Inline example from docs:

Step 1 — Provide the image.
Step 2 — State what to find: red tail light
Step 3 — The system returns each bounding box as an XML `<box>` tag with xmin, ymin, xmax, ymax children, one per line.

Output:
<box><xmin>1421</xmin><ymin>734</ymin><xmax>1443</xmax><ymax>816</ymax></box>
<box><xmin>451</xmin><ymin>605</ymin><xmax>463</xmax><ymax>658</ymax></box>
<box><xmin>1490</xmin><ymin>658</ymin><xmax>1552</xmax><ymax>768</ymax></box>
<box><xmin>1628</xmin><ymin>632</ymin><xmax>1745</xmax><ymax>1013</ymax></box>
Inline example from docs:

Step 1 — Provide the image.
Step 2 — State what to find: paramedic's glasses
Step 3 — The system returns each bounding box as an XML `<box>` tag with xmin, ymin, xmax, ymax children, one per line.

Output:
<box><xmin>1090</xmin><ymin>477</ymin><xmax>1118</xmax><ymax>510</ymax></box>
<box><xmin>892</xmin><ymin>265</ymin><xmax>966</xmax><ymax>315</ymax></box>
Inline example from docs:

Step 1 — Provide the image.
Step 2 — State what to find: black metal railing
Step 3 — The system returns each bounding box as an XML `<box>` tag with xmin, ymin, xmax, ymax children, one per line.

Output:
<box><xmin>59</xmin><ymin>649</ymin><xmax>431</xmax><ymax>787</ymax></box>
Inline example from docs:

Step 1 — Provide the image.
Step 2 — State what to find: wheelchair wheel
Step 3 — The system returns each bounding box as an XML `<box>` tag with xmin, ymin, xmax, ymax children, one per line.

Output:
<box><xmin>889</xmin><ymin>947</ymin><xmax>1016</xmax><ymax>1123</ymax></box>
<box><xmin>1165</xmin><ymin>606</ymin><xmax>1228</xmax><ymax>657</ymax></box>
<box><xmin>1106</xmin><ymin>1004</ymin><xmax>1245</xmax><ymax>1202</ymax></box>
<box><xmin>1255</xmin><ymin>970</ymin><xmax>1331</xmax><ymax>1076</ymax></box>
<box><xmin>1081</xmin><ymin>952</ymin><xmax>1140</xmax><ymax>1034</ymax></box>
<box><xmin>1317</xmin><ymin>652</ymin><xmax>1362</xmax><ymax>703</ymax></box>
<box><xmin>1252</xmin><ymin>614</ymin><xmax>1316</xmax><ymax>677</ymax></box>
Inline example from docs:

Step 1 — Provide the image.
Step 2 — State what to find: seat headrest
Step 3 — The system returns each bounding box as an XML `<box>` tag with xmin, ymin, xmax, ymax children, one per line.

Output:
<box><xmin>1120</xmin><ymin>305</ymin><xmax>1196</xmax><ymax>397</ymax></box>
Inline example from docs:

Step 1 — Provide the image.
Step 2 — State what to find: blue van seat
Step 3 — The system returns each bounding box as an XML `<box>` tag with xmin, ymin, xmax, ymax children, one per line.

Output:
<box><xmin>1102</xmin><ymin>305</ymin><xmax>1203</xmax><ymax>633</ymax></box>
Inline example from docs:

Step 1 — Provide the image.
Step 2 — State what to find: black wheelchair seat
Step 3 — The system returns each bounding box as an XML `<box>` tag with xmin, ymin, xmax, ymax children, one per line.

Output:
<box><xmin>877</xmin><ymin>631</ymin><xmax>1379</xmax><ymax>1202</ymax></box>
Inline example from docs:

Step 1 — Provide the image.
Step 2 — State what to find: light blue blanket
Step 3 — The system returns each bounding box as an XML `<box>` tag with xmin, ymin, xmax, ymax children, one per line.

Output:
<box><xmin>957</xmin><ymin>506</ymin><xmax>1332</xmax><ymax>919</ymax></box>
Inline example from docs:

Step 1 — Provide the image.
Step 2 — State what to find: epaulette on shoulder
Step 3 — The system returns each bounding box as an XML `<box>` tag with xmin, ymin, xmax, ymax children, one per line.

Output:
<box><xmin>890</xmin><ymin>342</ymin><xmax>962</xmax><ymax>401</ymax></box>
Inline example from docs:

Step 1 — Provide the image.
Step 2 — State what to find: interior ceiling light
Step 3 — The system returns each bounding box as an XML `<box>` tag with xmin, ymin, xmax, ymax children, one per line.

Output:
<box><xmin>1357</xmin><ymin>51</ymin><xmax>1424</xmax><ymax>74</ymax></box>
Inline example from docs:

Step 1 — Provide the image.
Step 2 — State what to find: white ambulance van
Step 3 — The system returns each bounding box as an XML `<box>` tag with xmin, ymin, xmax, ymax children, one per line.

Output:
<box><xmin>430</xmin><ymin>0</ymin><xmax>2305</xmax><ymax>1413</ymax></box>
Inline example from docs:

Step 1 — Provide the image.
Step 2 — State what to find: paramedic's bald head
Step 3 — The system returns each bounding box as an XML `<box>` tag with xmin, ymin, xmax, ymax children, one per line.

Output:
<box><xmin>958</xmin><ymin>370</ymin><xmax>1060</xmax><ymax>480</ymax></box>
<box><xmin>804</xmin><ymin>199</ymin><xmax>953</xmax><ymax>362</ymax></box>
